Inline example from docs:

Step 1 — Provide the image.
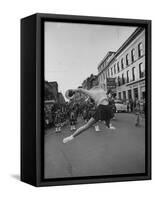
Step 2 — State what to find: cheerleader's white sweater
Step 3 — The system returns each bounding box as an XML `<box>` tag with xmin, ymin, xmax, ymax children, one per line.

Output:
<box><xmin>78</xmin><ymin>86</ymin><xmax>109</xmax><ymax>106</ymax></box>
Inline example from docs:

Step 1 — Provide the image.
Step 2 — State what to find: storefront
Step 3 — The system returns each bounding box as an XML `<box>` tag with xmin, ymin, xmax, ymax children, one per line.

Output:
<box><xmin>123</xmin><ymin>91</ymin><xmax>126</xmax><ymax>100</ymax></box>
<box><xmin>126</xmin><ymin>79</ymin><xmax>145</xmax><ymax>101</ymax></box>
<box><xmin>128</xmin><ymin>89</ymin><xmax>132</xmax><ymax>99</ymax></box>
<box><xmin>116</xmin><ymin>79</ymin><xmax>145</xmax><ymax>101</ymax></box>
<box><xmin>139</xmin><ymin>81</ymin><xmax>145</xmax><ymax>99</ymax></box>
<box><xmin>133</xmin><ymin>88</ymin><xmax>138</xmax><ymax>99</ymax></box>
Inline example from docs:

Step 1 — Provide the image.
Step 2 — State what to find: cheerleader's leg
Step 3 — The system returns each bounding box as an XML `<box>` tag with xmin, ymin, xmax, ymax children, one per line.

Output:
<box><xmin>105</xmin><ymin>120</ymin><xmax>110</xmax><ymax>128</ymax></box>
<box><xmin>63</xmin><ymin>117</ymin><xmax>96</xmax><ymax>143</ymax></box>
<box><xmin>104</xmin><ymin>119</ymin><xmax>116</xmax><ymax>129</ymax></box>
<box><xmin>105</xmin><ymin>107</ymin><xmax>116</xmax><ymax>130</ymax></box>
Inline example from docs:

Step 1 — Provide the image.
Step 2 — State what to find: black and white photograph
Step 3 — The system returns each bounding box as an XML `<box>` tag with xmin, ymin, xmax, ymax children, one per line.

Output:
<box><xmin>44</xmin><ymin>21</ymin><xmax>147</xmax><ymax>179</ymax></box>
<box><xmin>1</xmin><ymin>0</ymin><xmax>154</xmax><ymax>196</ymax></box>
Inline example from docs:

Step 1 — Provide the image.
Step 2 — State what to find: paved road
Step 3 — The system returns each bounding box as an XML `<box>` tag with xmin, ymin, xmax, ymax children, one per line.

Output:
<box><xmin>44</xmin><ymin>113</ymin><xmax>145</xmax><ymax>179</ymax></box>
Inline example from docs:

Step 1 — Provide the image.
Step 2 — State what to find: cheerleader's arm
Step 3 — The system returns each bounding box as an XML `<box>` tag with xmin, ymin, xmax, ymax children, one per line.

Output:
<box><xmin>76</xmin><ymin>88</ymin><xmax>94</xmax><ymax>99</ymax></box>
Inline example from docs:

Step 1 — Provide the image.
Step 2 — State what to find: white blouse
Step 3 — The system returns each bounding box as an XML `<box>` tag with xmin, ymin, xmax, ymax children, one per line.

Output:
<box><xmin>78</xmin><ymin>86</ymin><xmax>109</xmax><ymax>106</ymax></box>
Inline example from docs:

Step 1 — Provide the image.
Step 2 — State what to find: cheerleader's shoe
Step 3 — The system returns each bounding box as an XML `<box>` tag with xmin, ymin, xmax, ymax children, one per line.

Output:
<box><xmin>109</xmin><ymin>125</ymin><xmax>116</xmax><ymax>130</ymax></box>
<box><xmin>63</xmin><ymin>135</ymin><xmax>74</xmax><ymax>143</ymax></box>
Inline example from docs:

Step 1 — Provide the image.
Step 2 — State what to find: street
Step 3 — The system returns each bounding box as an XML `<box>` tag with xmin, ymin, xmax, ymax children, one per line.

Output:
<box><xmin>44</xmin><ymin>113</ymin><xmax>145</xmax><ymax>179</ymax></box>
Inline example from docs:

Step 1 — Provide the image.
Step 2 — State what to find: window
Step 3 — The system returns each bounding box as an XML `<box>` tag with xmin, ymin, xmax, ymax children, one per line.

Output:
<box><xmin>114</xmin><ymin>64</ymin><xmax>116</xmax><ymax>74</ymax></box>
<box><xmin>118</xmin><ymin>76</ymin><xmax>121</xmax><ymax>86</ymax></box>
<box><xmin>111</xmin><ymin>67</ymin><xmax>113</xmax><ymax>76</ymax></box>
<box><xmin>117</xmin><ymin>62</ymin><xmax>120</xmax><ymax>72</ymax></box>
<box><xmin>131</xmin><ymin>49</ymin><xmax>135</xmax><ymax>62</ymax></box>
<box><xmin>122</xmin><ymin>73</ymin><xmax>125</xmax><ymax>84</ymax></box>
<box><xmin>105</xmin><ymin>72</ymin><xmax>107</xmax><ymax>79</ymax></box>
<box><xmin>103</xmin><ymin>73</ymin><xmax>105</xmax><ymax>80</ymax></box>
<box><xmin>118</xmin><ymin>92</ymin><xmax>121</xmax><ymax>100</ymax></box>
<box><xmin>100</xmin><ymin>74</ymin><xmax>102</xmax><ymax>82</ymax></box>
<box><xmin>128</xmin><ymin>90</ymin><xmax>132</xmax><ymax>100</ymax></box>
<box><xmin>133</xmin><ymin>88</ymin><xmax>138</xmax><ymax>99</ymax></box>
<box><xmin>106</xmin><ymin>71</ymin><xmax>108</xmax><ymax>78</ymax></box>
<box><xmin>132</xmin><ymin>67</ymin><xmax>135</xmax><ymax>81</ymax></box>
<box><xmin>108</xmin><ymin>69</ymin><xmax>110</xmax><ymax>77</ymax></box>
<box><xmin>123</xmin><ymin>91</ymin><xmax>126</xmax><ymax>100</ymax></box>
<box><xmin>102</xmin><ymin>73</ymin><xmax>104</xmax><ymax>81</ymax></box>
<box><xmin>138</xmin><ymin>42</ymin><xmax>143</xmax><ymax>57</ymax></box>
<box><xmin>121</xmin><ymin>58</ymin><xmax>124</xmax><ymax>69</ymax></box>
<box><xmin>126</xmin><ymin>54</ymin><xmax>129</xmax><ymax>66</ymax></box>
<box><xmin>139</xmin><ymin>63</ymin><xmax>145</xmax><ymax>78</ymax></box>
<box><xmin>127</xmin><ymin>70</ymin><xmax>129</xmax><ymax>83</ymax></box>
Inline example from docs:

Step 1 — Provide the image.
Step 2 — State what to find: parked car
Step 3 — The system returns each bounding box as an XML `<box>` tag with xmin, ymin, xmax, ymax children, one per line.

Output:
<box><xmin>114</xmin><ymin>100</ymin><xmax>127</xmax><ymax>112</ymax></box>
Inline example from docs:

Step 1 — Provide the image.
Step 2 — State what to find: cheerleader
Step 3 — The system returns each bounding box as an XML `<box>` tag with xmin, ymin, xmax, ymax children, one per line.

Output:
<box><xmin>135</xmin><ymin>98</ymin><xmax>141</xmax><ymax>126</ymax></box>
<box><xmin>63</xmin><ymin>87</ymin><xmax>116</xmax><ymax>143</ymax></box>
<box><xmin>82</xmin><ymin>106</ymin><xmax>88</xmax><ymax>122</ymax></box>
<box><xmin>54</xmin><ymin>109</ymin><xmax>61</xmax><ymax>133</ymax></box>
<box><xmin>69</xmin><ymin>108</ymin><xmax>77</xmax><ymax>131</ymax></box>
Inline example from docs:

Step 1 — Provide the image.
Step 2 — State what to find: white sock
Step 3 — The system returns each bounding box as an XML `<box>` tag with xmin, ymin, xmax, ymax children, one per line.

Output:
<box><xmin>95</xmin><ymin>125</ymin><xmax>100</xmax><ymax>131</ymax></box>
<box><xmin>109</xmin><ymin>124</ymin><xmax>116</xmax><ymax>130</ymax></box>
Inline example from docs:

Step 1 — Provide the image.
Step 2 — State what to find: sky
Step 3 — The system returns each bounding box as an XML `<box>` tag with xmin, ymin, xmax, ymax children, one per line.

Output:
<box><xmin>45</xmin><ymin>22</ymin><xmax>137</xmax><ymax>98</ymax></box>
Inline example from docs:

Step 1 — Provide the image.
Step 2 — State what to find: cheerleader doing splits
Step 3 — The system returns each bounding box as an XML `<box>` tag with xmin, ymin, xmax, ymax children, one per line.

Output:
<box><xmin>63</xmin><ymin>87</ymin><xmax>116</xmax><ymax>143</ymax></box>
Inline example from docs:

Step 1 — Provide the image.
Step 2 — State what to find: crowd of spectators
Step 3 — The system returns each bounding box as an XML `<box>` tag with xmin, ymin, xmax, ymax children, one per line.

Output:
<box><xmin>44</xmin><ymin>96</ymin><xmax>145</xmax><ymax>131</ymax></box>
<box><xmin>44</xmin><ymin>99</ymin><xmax>96</xmax><ymax>131</ymax></box>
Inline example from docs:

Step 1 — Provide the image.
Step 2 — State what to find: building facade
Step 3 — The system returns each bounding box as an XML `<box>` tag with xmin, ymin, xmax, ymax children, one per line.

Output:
<box><xmin>98</xmin><ymin>27</ymin><xmax>145</xmax><ymax>101</ymax></box>
<box><xmin>44</xmin><ymin>81</ymin><xmax>58</xmax><ymax>101</ymax></box>
<box><xmin>98</xmin><ymin>51</ymin><xmax>116</xmax><ymax>91</ymax></box>
<box><xmin>44</xmin><ymin>81</ymin><xmax>66</xmax><ymax>104</ymax></box>
<box><xmin>82</xmin><ymin>74</ymin><xmax>98</xmax><ymax>89</ymax></box>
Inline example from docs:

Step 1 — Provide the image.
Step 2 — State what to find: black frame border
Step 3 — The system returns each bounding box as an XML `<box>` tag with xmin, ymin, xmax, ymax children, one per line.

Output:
<box><xmin>22</xmin><ymin>13</ymin><xmax>151</xmax><ymax>187</ymax></box>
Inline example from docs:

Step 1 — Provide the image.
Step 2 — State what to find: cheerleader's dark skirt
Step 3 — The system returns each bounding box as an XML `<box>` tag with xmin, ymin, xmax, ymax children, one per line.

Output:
<box><xmin>92</xmin><ymin>104</ymin><xmax>113</xmax><ymax>122</ymax></box>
